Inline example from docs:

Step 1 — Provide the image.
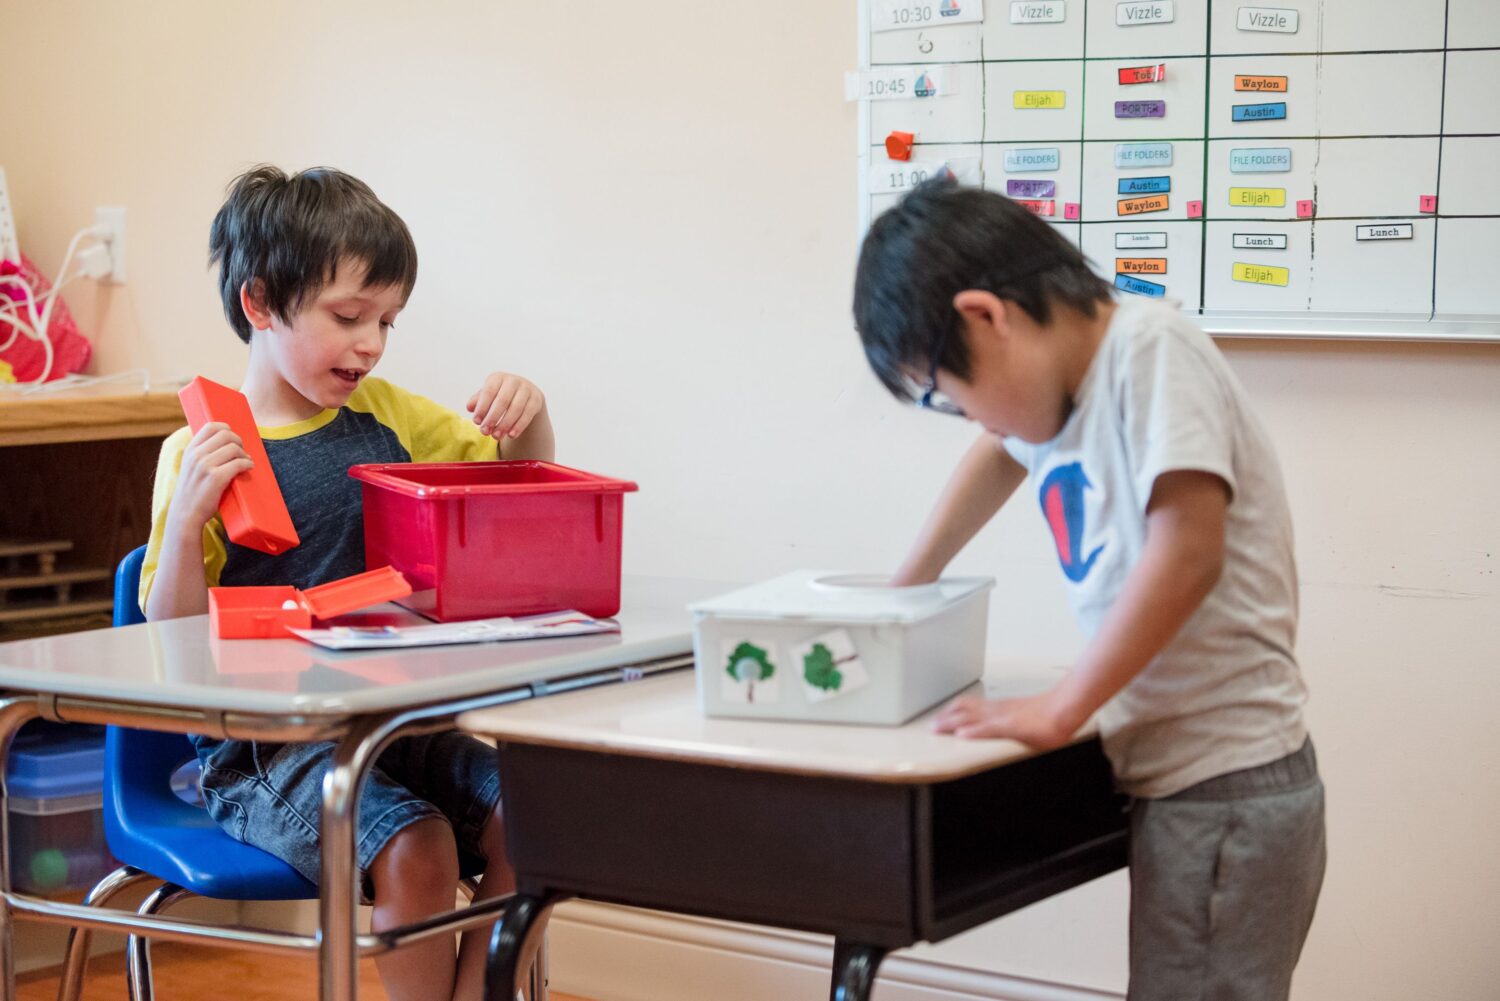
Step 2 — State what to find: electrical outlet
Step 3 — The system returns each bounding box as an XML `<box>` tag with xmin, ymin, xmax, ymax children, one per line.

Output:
<box><xmin>95</xmin><ymin>205</ymin><xmax>127</xmax><ymax>283</ymax></box>
<box><xmin>0</xmin><ymin>167</ymin><xmax>19</xmax><ymax>264</ymax></box>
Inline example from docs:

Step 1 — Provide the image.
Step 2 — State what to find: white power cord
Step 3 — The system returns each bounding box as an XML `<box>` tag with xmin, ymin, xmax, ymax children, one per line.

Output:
<box><xmin>0</xmin><ymin>223</ymin><xmax>112</xmax><ymax>385</ymax></box>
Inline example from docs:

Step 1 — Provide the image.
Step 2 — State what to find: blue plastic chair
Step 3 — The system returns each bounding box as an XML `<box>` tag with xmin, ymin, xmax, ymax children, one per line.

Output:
<box><xmin>59</xmin><ymin>547</ymin><xmax>316</xmax><ymax>1001</ymax></box>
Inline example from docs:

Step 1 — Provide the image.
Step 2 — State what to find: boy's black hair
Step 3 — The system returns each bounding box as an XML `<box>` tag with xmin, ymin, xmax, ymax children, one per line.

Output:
<box><xmin>208</xmin><ymin>165</ymin><xmax>418</xmax><ymax>343</ymax></box>
<box><xmin>852</xmin><ymin>177</ymin><xmax>1113</xmax><ymax>402</ymax></box>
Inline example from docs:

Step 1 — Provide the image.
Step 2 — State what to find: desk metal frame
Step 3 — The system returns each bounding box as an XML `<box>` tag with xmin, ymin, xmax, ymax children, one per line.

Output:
<box><xmin>0</xmin><ymin>653</ymin><xmax>693</xmax><ymax>1001</ymax></box>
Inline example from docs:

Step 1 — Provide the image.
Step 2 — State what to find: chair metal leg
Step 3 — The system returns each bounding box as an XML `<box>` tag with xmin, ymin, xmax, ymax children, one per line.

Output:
<box><xmin>125</xmin><ymin>882</ymin><xmax>195</xmax><ymax>1001</ymax></box>
<box><xmin>56</xmin><ymin>865</ymin><xmax>160</xmax><ymax>1001</ymax></box>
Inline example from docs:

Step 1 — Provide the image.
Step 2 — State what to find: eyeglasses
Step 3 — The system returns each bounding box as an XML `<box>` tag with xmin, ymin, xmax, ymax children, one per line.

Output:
<box><xmin>915</xmin><ymin>324</ymin><xmax>966</xmax><ymax>418</ymax></box>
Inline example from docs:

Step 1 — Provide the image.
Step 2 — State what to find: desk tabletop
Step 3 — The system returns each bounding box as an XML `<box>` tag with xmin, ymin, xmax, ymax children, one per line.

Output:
<box><xmin>460</xmin><ymin>670</ymin><xmax>1068</xmax><ymax>784</ymax></box>
<box><xmin>0</xmin><ymin>576</ymin><xmax>725</xmax><ymax>718</ymax></box>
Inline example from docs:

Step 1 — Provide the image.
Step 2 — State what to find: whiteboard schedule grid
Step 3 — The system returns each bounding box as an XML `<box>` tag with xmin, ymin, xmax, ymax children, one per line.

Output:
<box><xmin>854</xmin><ymin>0</ymin><xmax>1500</xmax><ymax>341</ymax></box>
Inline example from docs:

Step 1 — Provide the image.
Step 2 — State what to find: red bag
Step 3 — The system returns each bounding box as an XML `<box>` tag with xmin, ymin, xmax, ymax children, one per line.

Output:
<box><xmin>0</xmin><ymin>254</ymin><xmax>93</xmax><ymax>383</ymax></box>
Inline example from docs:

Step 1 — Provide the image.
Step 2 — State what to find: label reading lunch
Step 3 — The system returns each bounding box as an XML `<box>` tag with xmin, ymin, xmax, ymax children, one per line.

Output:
<box><xmin>1237</xmin><ymin>6</ymin><xmax>1299</xmax><ymax>33</ymax></box>
<box><xmin>1004</xmin><ymin>147</ymin><xmax>1061</xmax><ymax>172</ymax></box>
<box><xmin>1011</xmin><ymin>1</ymin><xmax>1066</xmax><ymax>24</ymax></box>
<box><xmin>1117</xmin><ymin>1</ymin><xmax>1174</xmax><ymax>26</ymax></box>
<box><xmin>1116</xmin><ymin>231</ymin><xmax>1168</xmax><ymax>249</ymax></box>
<box><xmin>849</xmin><ymin>67</ymin><xmax>953</xmax><ymax>101</ymax></box>
<box><xmin>872</xmin><ymin>0</ymin><xmax>985</xmax><ymax>32</ymax></box>
<box><xmin>1356</xmin><ymin>223</ymin><xmax>1414</xmax><ymax>241</ymax></box>
<box><xmin>1232</xmin><ymin>233</ymin><xmax>1289</xmax><ymax>249</ymax></box>
<box><xmin>1115</xmin><ymin>142</ymin><xmax>1174</xmax><ymax>168</ymax></box>
<box><xmin>1229</xmin><ymin>147</ymin><xmax>1292</xmax><ymax>172</ymax></box>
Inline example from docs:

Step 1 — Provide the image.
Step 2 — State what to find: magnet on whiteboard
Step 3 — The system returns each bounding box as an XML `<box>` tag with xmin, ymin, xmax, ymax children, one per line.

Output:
<box><xmin>1419</xmin><ymin>194</ymin><xmax>1437</xmax><ymax>213</ymax></box>
<box><xmin>885</xmin><ymin>131</ymin><xmax>917</xmax><ymax>161</ymax></box>
<box><xmin>1296</xmin><ymin>199</ymin><xmax>1315</xmax><ymax>218</ymax></box>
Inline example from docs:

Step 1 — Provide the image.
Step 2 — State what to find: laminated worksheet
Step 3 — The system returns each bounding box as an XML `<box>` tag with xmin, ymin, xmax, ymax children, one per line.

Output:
<box><xmin>290</xmin><ymin>611</ymin><xmax>620</xmax><ymax>650</ymax></box>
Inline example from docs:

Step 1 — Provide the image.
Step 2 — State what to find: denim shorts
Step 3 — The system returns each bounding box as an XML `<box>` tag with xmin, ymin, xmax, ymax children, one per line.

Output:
<box><xmin>191</xmin><ymin>732</ymin><xmax>501</xmax><ymax>900</ymax></box>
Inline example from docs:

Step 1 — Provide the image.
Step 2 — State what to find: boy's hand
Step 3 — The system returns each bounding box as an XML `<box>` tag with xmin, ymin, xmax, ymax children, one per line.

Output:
<box><xmin>467</xmin><ymin>372</ymin><xmax>547</xmax><ymax>441</ymax></box>
<box><xmin>166</xmin><ymin>422</ymin><xmax>253</xmax><ymax>533</ymax></box>
<box><xmin>932</xmin><ymin>689</ymin><xmax>1075</xmax><ymax>750</ymax></box>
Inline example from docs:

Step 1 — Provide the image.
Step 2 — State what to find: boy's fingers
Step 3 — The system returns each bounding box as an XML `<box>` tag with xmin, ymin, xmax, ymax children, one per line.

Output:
<box><xmin>498</xmin><ymin>388</ymin><xmax>532</xmax><ymax>436</ymax></box>
<box><xmin>508</xmin><ymin>395</ymin><xmax>543</xmax><ymax>438</ymax></box>
<box><xmin>202</xmin><ymin>442</ymin><xmax>252</xmax><ymax>471</ymax></box>
<box><xmin>480</xmin><ymin>388</ymin><xmax>519</xmax><ymax>435</ymax></box>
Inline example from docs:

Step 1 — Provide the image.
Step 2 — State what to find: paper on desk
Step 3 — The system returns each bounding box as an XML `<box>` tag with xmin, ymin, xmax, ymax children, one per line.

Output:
<box><xmin>289</xmin><ymin>610</ymin><xmax>620</xmax><ymax>650</ymax></box>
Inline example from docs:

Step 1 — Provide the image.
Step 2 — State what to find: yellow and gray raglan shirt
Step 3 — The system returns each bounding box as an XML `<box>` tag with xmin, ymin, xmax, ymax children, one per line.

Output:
<box><xmin>140</xmin><ymin>377</ymin><xmax>497</xmax><ymax>609</ymax></box>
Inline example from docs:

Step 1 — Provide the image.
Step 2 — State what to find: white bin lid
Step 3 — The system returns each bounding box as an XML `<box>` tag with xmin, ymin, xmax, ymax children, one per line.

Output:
<box><xmin>689</xmin><ymin>571</ymin><xmax>994</xmax><ymax>625</ymax></box>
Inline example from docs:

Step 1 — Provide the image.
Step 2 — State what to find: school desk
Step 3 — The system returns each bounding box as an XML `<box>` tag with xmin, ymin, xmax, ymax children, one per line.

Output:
<box><xmin>0</xmin><ymin>575</ymin><xmax>720</xmax><ymax>1001</ymax></box>
<box><xmin>459</xmin><ymin>671</ymin><xmax>1129</xmax><ymax>1001</ymax></box>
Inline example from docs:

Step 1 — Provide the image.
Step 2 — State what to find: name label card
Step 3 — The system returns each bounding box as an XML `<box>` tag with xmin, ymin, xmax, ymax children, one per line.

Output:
<box><xmin>1015</xmin><ymin>90</ymin><xmax>1067</xmax><ymax>109</ymax></box>
<box><xmin>1229</xmin><ymin>187</ymin><xmax>1287</xmax><ymax>207</ymax></box>
<box><xmin>1010</xmin><ymin>1</ymin><xmax>1066</xmax><ymax>23</ymax></box>
<box><xmin>1232</xmin><ymin>233</ymin><xmax>1289</xmax><ymax>249</ymax></box>
<box><xmin>1004</xmin><ymin>147</ymin><xmax>1062</xmax><ymax>171</ymax></box>
<box><xmin>1116</xmin><ymin>257</ymin><xmax>1168</xmax><ymax>274</ymax></box>
<box><xmin>1235</xmin><ymin>74</ymin><xmax>1288</xmax><ymax>93</ymax></box>
<box><xmin>1115</xmin><ymin>274</ymin><xmax>1167</xmax><ymax>297</ymax></box>
<box><xmin>1008</xmin><ymin>178</ymin><xmax>1058</xmax><ymax>198</ymax></box>
<box><xmin>1119</xmin><ymin>63</ymin><xmax>1167</xmax><ymax>85</ymax></box>
<box><xmin>1229</xmin><ymin>147</ymin><xmax>1292</xmax><ymax>172</ymax></box>
<box><xmin>1116</xmin><ymin>231</ymin><xmax>1168</xmax><ymax>249</ymax></box>
<box><xmin>1119</xmin><ymin>175</ymin><xmax>1171</xmax><ymax>195</ymax></box>
<box><xmin>1356</xmin><ymin>223</ymin><xmax>1414</xmax><ymax>241</ymax></box>
<box><xmin>1119</xmin><ymin>194</ymin><xmax>1170</xmax><ymax>215</ymax></box>
<box><xmin>1115</xmin><ymin>142</ymin><xmax>1174</xmax><ymax>167</ymax></box>
<box><xmin>1117</xmin><ymin>1</ymin><xmax>1174</xmax><ymax>26</ymax></box>
<box><xmin>1233</xmin><ymin>262</ymin><xmax>1290</xmax><ymax>285</ymax></box>
<box><xmin>1232</xmin><ymin>102</ymin><xmax>1288</xmax><ymax>122</ymax></box>
<box><xmin>1237</xmin><ymin>6</ymin><xmax>1299</xmax><ymax>32</ymax></box>
<box><xmin>1117</xmin><ymin>100</ymin><xmax>1167</xmax><ymax>118</ymax></box>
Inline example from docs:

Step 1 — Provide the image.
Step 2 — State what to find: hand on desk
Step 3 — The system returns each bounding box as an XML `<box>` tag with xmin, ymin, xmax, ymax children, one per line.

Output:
<box><xmin>932</xmin><ymin>688</ymin><xmax>1074</xmax><ymax>750</ymax></box>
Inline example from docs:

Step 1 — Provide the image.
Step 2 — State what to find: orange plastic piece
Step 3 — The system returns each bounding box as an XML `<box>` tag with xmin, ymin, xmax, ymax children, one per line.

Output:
<box><xmin>209</xmin><ymin>566</ymin><xmax>411</xmax><ymax>639</ymax></box>
<box><xmin>885</xmin><ymin>131</ymin><xmax>916</xmax><ymax>161</ymax></box>
<box><xmin>178</xmin><ymin>377</ymin><xmax>300</xmax><ymax>555</ymax></box>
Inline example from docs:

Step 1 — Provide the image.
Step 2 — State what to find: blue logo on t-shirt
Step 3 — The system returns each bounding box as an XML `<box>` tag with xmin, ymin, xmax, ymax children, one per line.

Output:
<box><xmin>1039</xmin><ymin>461</ymin><xmax>1104</xmax><ymax>583</ymax></box>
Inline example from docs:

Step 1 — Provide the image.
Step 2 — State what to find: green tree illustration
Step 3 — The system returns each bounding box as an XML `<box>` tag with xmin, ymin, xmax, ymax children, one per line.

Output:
<box><xmin>725</xmin><ymin>641</ymin><xmax>775</xmax><ymax>703</ymax></box>
<box><xmin>802</xmin><ymin>643</ymin><xmax>844</xmax><ymax>693</ymax></box>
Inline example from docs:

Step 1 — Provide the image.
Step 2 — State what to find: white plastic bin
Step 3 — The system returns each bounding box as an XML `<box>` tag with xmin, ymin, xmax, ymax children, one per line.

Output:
<box><xmin>690</xmin><ymin>571</ymin><xmax>995</xmax><ymax>725</ymax></box>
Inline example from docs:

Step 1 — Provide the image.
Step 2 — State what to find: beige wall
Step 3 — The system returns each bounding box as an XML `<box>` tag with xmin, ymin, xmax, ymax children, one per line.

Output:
<box><xmin>4</xmin><ymin>2</ymin><xmax>1498</xmax><ymax>998</ymax></box>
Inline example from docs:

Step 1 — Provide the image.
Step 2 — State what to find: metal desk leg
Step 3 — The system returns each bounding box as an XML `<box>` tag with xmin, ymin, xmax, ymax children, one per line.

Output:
<box><xmin>830</xmin><ymin>940</ymin><xmax>887</xmax><ymax>1001</ymax></box>
<box><xmin>0</xmin><ymin>696</ymin><xmax>41</xmax><ymax>1001</ymax></box>
<box><xmin>484</xmin><ymin>894</ymin><xmax>564</xmax><ymax>1001</ymax></box>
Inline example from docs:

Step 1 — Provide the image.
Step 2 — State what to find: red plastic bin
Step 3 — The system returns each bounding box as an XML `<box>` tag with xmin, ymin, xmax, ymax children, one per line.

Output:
<box><xmin>348</xmin><ymin>461</ymin><xmax>638</xmax><ymax>621</ymax></box>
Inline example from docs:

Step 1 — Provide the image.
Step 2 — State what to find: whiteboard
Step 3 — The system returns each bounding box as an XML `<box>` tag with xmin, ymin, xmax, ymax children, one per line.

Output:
<box><xmin>853</xmin><ymin>0</ymin><xmax>1500</xmax><ymax>341</ymax></box>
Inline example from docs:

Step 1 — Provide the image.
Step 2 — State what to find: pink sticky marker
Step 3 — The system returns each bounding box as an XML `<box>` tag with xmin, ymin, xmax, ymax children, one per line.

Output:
<box><xmin>1296</xmin><ymin>199</ymin><xmax>1315</xmax><ymax>218</ymax></box>
<box><xmin>1064</xmin><ymin>202</ymin><xmax>1081</xmax><ymax>220</ymax></box>
<box><xmin>1419</xmin><ymin>194</ymin><xmax>1437</xmax><ymax>213</ymax></box>
<box><xmin>1186</xmin><ymin>200</ymin><xmax>1203</xmax><ymax>219</ymax></box>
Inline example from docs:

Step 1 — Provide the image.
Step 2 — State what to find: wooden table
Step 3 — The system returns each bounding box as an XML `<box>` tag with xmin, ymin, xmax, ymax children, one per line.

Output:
<box><xmin>0</xmin><ymin>389</ymin><xmax>183</xmax><ymax>638</ymax></box>
<box><xmin>460</xmin><ymin>672</ymin><xmax>1129</xmax><ymax>1001</ymax></box>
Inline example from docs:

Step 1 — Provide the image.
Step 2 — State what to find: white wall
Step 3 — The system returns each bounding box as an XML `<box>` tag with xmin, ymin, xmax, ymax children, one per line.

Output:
<box><xmin>3</xmin><ymin>3</ymin><xmax>1497</xmax><ymax>998</ymax></box>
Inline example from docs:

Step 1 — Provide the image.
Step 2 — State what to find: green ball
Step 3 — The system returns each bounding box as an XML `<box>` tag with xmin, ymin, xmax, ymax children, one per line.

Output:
<box><xmin>30</xmin><ymin>849</ymin><xmax>69</xmax><ymax>890</ymax></box>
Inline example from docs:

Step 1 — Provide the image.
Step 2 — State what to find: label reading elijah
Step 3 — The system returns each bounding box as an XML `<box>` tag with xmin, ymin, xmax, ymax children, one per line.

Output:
<box><xmin>1237</xmin><ymin>6</ymin><xmax>1299</xmax><ymax>32</ymax></box>
<box><xmin>1228</xmin><ymin>187</ymin><xmax>1286</xmax><ymax>208</ymax></box>
<box><xmin>1015</xmin><ymin>90</ymin><xmax>1067</xmax><ymax>109</ymax></box>
<box><xmin>1117</xmin><ymin>0</ymin><xmax>1175</xmax><ymax>26</ymax></box>
<box><xmin>1232</xmin><ymin>261</ymin><xmax>1290</xmax><ymax>286</ymax></box>
<box><xmin>1011</xmin><ymin>1</ymin><xmax>1066</xmax><ymax>24</ymax></box>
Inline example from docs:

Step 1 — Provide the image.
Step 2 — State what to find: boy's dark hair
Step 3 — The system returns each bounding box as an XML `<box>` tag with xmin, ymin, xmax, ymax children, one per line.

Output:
<box><xmin>208</xmin><ymin>165</ymin><xmax>418</xmax><ymax>343</ymax></box>
<box><xmin>853</xmin><ymin>177</ymin><xmax>1112</xmax><ymax>402</ymax></box>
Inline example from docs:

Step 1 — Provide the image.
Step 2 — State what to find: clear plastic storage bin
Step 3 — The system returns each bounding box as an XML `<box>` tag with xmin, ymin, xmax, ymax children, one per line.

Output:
<box><xmin>6</xmin><ymin>723</ymin><xmax>117</xmax><ymax>894</ymax></box>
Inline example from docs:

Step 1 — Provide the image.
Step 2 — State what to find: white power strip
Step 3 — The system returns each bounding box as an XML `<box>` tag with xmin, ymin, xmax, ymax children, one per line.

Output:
<box><xmin>0</xmin><ymin>166</ymin><xmax>19</xmax><ymax>264</ymax></box>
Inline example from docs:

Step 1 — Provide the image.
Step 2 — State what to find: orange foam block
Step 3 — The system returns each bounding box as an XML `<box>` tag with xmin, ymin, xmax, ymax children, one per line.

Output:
<box><xmin>209</xmin><ymin>566</ymin><xmax>412</xmax><ymax>639</ymax></box>
<box><xmin>178</xmin><ymin>376</ymin><xmax>300</xmax><ymax>555</ymax></box>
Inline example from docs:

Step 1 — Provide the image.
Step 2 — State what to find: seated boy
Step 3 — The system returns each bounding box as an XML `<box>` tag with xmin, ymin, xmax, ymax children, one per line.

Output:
<box><xmin>141</xmin><ymin>165</ymin><xmax>554</xmax><ymax>1001</ymax></box>
<box><xmin>852</xmin><ymin>179</ymin><xmax>1325</xmax><ymax>1001</ymax></box>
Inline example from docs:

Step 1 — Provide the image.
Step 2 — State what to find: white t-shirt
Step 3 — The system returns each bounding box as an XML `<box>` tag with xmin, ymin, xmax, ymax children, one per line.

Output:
<box><xmin>1003</xmin><ymin>297</ymin><xmax>1308</xmax><ymax>798</ymax></box>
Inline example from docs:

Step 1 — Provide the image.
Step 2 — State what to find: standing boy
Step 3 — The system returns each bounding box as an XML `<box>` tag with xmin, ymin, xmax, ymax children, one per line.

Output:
<box><xmin>853</xmin><ymin>179</ymin><xmax>1325</xmax><ymax>1000</ymax></box>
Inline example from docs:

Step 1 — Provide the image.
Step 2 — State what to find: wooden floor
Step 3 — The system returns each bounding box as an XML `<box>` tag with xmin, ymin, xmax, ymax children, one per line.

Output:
<box><xmin>17</xmin><ymin>945</ymin><xmax>592</xmax><ymax>1001</ymax></box>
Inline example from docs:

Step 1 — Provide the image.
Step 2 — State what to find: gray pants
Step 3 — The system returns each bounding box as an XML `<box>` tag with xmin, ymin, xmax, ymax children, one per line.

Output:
<box><xmin>1128</xmin><ymin>739</ymin><xmax>1326</xmax><ymax>1001</ymax></box>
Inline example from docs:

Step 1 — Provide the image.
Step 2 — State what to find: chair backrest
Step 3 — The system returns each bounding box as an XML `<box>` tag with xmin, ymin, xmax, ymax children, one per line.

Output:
<box><xmin>108</xmin><ymin>546</ymin><xmax>196</xmax><ymax>829</ymax></box>
<box><xmin>114</xmin><ymin>545</ymin><xmax>149</xmax><ymax>627</ymax></box>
